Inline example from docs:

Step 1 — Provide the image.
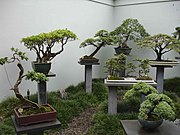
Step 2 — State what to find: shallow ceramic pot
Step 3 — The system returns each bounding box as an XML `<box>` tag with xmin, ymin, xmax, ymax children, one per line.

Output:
<box><xmin>138</xmin><ymin>118</ymin><xmax>163</xmax><ymax>130</ymax></box>
<box><xmin>32</xmin><ymin>61</ymin><xmax>51</xmax><ymax>75</ymax></box>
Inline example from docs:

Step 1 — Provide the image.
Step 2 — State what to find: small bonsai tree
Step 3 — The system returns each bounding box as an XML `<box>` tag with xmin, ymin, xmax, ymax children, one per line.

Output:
<box><xmin>21</xmin><ymin>29</ymin><xmax>77</xmax><ymax>63</ymax></box>
<box><xmin>126</xmin><ymin>62</ymin><xmax>137</xmax><ymax>77</ymax></box>
<box><xmin>138</xmin><ymin>93</ymin><xmax>176</xmax><ymax>121</ymax></box>
<box><xmin>0</xmin><ymin>47</ymin><xmax>48</xmax><ymax>108</ymax></box>
<box><xmin>123</xmin><ymin>82</ymin><xmax>157</xmax><ymax>100</ymax></box>
<box><xmin>110</xmin><ymin>18</ymin><xmax>149</xmax><ymax>49</ymax></box>
<box><xmin>135</xmin><ymin>58</ymin><xmax>152</xmax><ymax>80</ymax></box>
<box><xmin>137</xmin><ymin>34</ymin><xmax>180</xmax><ymax>61</ymax></box>
<box><xmin>104</xmin><ymin>54</ymin><xmax>127</xmax><ymax>80</ymax></box>
<box><xmin>173</xmin><ymin>27</ymin><xmax>180</xmax><ymax>40</ymax></box>
<box><xmin>80</xmin><ymin>30</ymin><xmax>114</xmax><ymax>58</ymax></box>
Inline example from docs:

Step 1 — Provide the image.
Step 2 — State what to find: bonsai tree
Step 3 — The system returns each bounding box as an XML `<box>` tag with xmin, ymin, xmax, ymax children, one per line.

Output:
<box><xmin>173</xmin><ymin>27</ymin><xmax>180</xmax><ymax>40</ymax></box>
<box><xmin>137</xmin><ymin>34</ymin><xmax>180</xmax><ymax>61</ymax></box>
<box><xmin>110</xmin><ymin>18</ymin><xmax>149</xmax><ymax>55</ymax></box>
<box><xmin>126</xmin><ymin>62</ymin><xmax>137</xmax><ymax>77</ymax></box>
<box><xmin>104</xmin><ymin>54</ymin><xmax>127</xmax><ymax>80</ymax></box>
<box><xmin>123</xmin><ymin>82</ymin><xmax>157</xmax><ymax>100</ymax></box>
<box><xmin>135</xmin><ymin>58</ymin><xmax>152</xmax><ymax>80</ymax></box>
<box><xmin>80</xmin><ymin>30</ymin><xmax>114</xmax><ymax>58</ymax></box>
<box><xmin>0</xmin><ymin>47</ymin><xmax>48</xmax><ymax>108</ymax></box>
<box><xmin>21</xmin><ymin>29</ymin><xmax>77</xmax><ymax>63</ymax></box>
<box><xmin>138</xmin><ymin>93</ymin><xmax>176</xmax><ymax>121</ymax></box>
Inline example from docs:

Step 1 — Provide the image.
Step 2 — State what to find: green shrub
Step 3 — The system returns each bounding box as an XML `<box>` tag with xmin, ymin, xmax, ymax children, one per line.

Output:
<box><xmin>117</xmin><ymin>97</ymin><xmax>140</xmax><ymax>113</ymax></box>
<box><xmin>0</xmin><ymin>97</ymin><xmax>21</xmax><ymax>118</ymax></box>
<box><xmin>164</xmin><ymin>77</ymin><xmax>180</xmax><ymax>97</ymax></box>
<box><xmin>87</xmin><ymin>113</ymin><xmax>125</xmax><ymax>135</ymax></box>
<box><xmin>92</xmin><ymin>82</ymin><xmax>108</xmax><ymax>102</ymax></box>
<box><xmin>0</xmin><ymin>123</ymin><xmax>15</xmax><ymax>135</ymax></box>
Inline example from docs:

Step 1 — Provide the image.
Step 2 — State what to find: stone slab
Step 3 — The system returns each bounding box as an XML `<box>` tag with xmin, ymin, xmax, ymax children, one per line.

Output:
<box><xmin>121</xmin><ymin>120</ymin><xmax>180</xmax><ymax>135</ymax></box>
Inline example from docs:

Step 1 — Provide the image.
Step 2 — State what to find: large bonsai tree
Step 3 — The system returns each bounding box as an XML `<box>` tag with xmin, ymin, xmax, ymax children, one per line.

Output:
<box><xmin>137</xmin><ymin>34</ymin><xmax>180</xmax><ymax>61</ymax></box>
<box><xmin>80</xmin><ymin>30</ymin><xmax>114</xmax><ymax>58</ymax></box>
<box><xmin>21</xmin><ymin>29</ymin><xmax>77</xmax><ymax>63</ymax></box>
<box><xmin>110</xmin><ymin>18</ymin><xmax>149</xmax><ymax>48</ymax></box>
<box><xmin>139</xmin><ymin>93</ymin><xmax>176</xmax><ymax>121</ymax></box>
<box><xmin>0</xmin><ymin>48</ymin><xmax>48</xmax><ymax>108</ymax></box>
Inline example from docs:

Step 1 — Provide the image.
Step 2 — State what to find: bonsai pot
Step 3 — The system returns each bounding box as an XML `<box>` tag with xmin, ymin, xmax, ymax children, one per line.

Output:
<box><xmin>79</xmin><ymin>56</ymin><xmax>99</xmax><ymax>65</ymax></box>
<box><xmin>138</xmin><ymin>118</ymin><xmax>163</xmax><ymax>130</ymax></box>
<box><xmin>32</xmin><ymin>61</ymin><xmax>51</xmax><ymax>75</ymax></box>
<box><xmin>14</xmin><ymin>104</ymin><xmax>57</xmax><ymax>126</ymax></box>
<box><xmin>114</xmin><ymin>46</ymin><xmax>132</xmax><ymax>55</ymax></box>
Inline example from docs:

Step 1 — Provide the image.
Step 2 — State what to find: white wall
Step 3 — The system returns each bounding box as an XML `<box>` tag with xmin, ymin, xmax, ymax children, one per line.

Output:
<box><xmin>114</xmin><ymin>0</ymin><xmax>180</xmax><ymax>80</ymax></box>
<box><xmin>0</xmin><ymin>0</ymin><xmax>180</xmax><ymax>101</ymax></box>
<box><xmin>0</xmin><ymin>0</ymin><xmax>114</xmax><ymax>101</ymax></box>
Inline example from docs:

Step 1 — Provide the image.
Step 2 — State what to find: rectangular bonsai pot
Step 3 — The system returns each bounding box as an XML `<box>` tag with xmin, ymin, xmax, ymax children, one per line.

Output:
<box><xmin>14</xmin><ymin>104</ymin><xmax>57</xmax><ymax>126</ymax></box>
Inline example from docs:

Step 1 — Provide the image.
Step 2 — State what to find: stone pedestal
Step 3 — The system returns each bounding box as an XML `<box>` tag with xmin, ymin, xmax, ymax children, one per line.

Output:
<box><xmin>149</xmin><ymin>60</ymin><xmax>179</xmax><ymax>93</ymax></box>
<box><xmin>37</xmin><ymin>72</ymin><xmax>56</xmax><ymax>105</ymax></box>
<box><xmin>78</xmin><ymin>58</ymin><xmax>100</xmax><ymax>94</ymax></box>
<box><xmin>105</xmin><ymin>79</ymin><xmax>157</xmax><ymax>115</ymax></box>
<box><xmin>11</xmin><ymin>115</ymin><xmax>61</xmax><ymax>135</ymax></box>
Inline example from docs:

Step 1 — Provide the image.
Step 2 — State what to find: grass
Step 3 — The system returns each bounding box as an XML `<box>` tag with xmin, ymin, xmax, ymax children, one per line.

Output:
<box><xmin>0</xmin><ymin>77</ymin><xmax>180</xmax><ymax>135</ymax></box>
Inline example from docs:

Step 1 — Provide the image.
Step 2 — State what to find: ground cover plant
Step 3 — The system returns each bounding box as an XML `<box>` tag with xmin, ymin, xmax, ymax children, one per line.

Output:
<box><xmin>0</xmin><ymin>78</ymin><xmax>179</xmax><ymax>135</ymax></box>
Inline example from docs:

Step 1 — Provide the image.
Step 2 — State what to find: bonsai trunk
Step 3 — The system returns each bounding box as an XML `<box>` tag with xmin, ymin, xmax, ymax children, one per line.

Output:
<box><xmin>13</xmin><ymin>63</ymin><xmax>40</xmax><ymax>108</ymax></box>
<box><xmin>89</xmin><ymin>43</ymin><xmax>104</xmax><ymax>57</ymax></box>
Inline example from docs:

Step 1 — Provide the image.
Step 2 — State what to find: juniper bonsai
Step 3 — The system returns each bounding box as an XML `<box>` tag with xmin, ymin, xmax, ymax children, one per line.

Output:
<box><xmin>139</xmin><ymin>93</ymin><xmax>176</xmax><ymax>121</ymax></box>
<box><xmin>21</xmin><ymin>29</ymin><xmax>77</xmax><ymax>63</ymax></box>
<box><xmin>80</xmin><ymin>30</ymin><xmax>114</xmax><ymax>57</ymax></box>
<box><xmin>0</xmin><ymin>47</ymin><xmax>48</xmax><ymax>108</ymax></box>
<box><xmin>137</xmin><ymin>34</ymin><xmax>180</xmax><ymax>61</ymax></box>
<box><xmin>123</xmin><ymin>82</ymin><xmax>157</xmax><ymax>100</ymax></box>
<box><xmin>110</xmin><ymin>18</ymin><xmax>149</xmax><ymax>48</ymax></box>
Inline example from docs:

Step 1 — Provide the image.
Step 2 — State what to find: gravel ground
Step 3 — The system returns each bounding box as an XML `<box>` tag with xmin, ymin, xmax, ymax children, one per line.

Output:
<box><xmin>49</xmin><ymin>107</ymin><xmax>98</xmax><ymax>135</ymax></box>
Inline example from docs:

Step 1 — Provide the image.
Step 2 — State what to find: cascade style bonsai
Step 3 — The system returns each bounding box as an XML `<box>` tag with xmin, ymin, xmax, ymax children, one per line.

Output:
<box><xmin>137</xmin><ymin>34</ymin><xmax>180</xmax><ymax>61</ymax></box>
<box><xmin>0</xmin><ymin>47</ymin><xmax>48</xmax><ymax>108</ymax></box>
<box><xmin>21</xmin><ymin>29</ymin><xmax>77</xmax><ymax>63</ymax></box>
<box><xmin>139</xmin><ymin>93</ymin><xmax>176</xmax><ymax>121</ymax></box>
<box><xmin>80</xmin><ymin>30</ymin><xmax>114</xmax><ymax>59</ymax></box>
<box><xmin>110</xmin><ymin>18</ymin><xmax>149</xmax><ymax>55</ymax></box>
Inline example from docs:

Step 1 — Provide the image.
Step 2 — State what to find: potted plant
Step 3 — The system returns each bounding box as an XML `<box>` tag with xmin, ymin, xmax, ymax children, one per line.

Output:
<box><xmin>21</xmin><ymin>29</ymin><xmax>77</xmax><ymax>74</ymax></box>
<box><xmin>110</xmin><ymin>18</ymin><xmax>149</xmax><ymax>55</ymax></box>
<box><xmin>138</xmin><ymin>93</ymin><xmax>176</xmax><ymax>129</ymax></box>
<box><xmin>123</xmin><ymin>82</ymin><xmax>157</xmax><ymax>100</ymax></box>
<box><xmin>0</xmin><ymin>47</ymin><xmax>56</xmax><ymax>126</ymax></box>
<box><xmin>104</xmin><ymin>53</ymin><xmax>127</xmax><ymax>80</ymax></box>
<box><xmin>137</xmin><ymin>34</ymin><xmax>180</xmax><ymax>63</ymax></box>
<box><xmin>79</xmin><ymin>30</ymin><xmax>114</xmax><ymax>64</ymax></box>
<box><xmin>135</xmin><ymin>58</ymin><xmax>152</xmax><ymax>80</ymax></box>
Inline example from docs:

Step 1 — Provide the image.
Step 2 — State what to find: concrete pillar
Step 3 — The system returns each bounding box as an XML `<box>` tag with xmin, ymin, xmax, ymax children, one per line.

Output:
<box><xmin>85</xmin><ymin>65</ymin><xmax>92</xmax><ymax>94</ymax></box>
<box><xmin>37</xmin><ymin>81</ymin><xmax>47</xmax><ymax>105</ymax></box>
<box><xmin>156</xmin><ymin>66</ymin><xmax>164</xmax><ymax>93</ymax></box>
<box><xmin>108</xmin><ymin>86</ymin><xmax>117</xmax><ymax>115</ymax></box>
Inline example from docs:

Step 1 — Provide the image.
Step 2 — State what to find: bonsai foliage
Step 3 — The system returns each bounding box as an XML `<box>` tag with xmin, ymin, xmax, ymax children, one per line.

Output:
<box><xmin>126</xmin><ymin>62</ymin><xmax>137</xmax><ymax>77</ymax></box>
<box><xmin>138</xmin><ymin>93</ymin><xmax>176</xmax><ymax>121</ymax></box>
<box><xmin>137</xmin><ymin>34</ymin><xmax>180</xmax><ymax>61</ymax></box>
<box><xmin>80</xmin><ymin>30</ymin><xmax>114</xmax><ymax>57</ymax></box>
<box><xmin>21</xmin><ymin>29</ymin><xmax>77</xmax><ymax>63</ymax></box>
<box><xmin>123</xmin><ymin>82</ymin><xmax>157</xmax><ymax>100</ymax></box>
<box><xmin>104</xmin><ymin>54</ymin><xmax>127</xmax><ymax>79</ymax></box>
<box><xmin>0</xmin><ymin>48</ymin><xmax>48</xmax><ymax>108</ymax></box>
<box><xmin>110</xmin><ymin>18</ymin><xmax>149</xmax><ymax>48</ymax></box>
<box><xmin>173</xmin><ymin>27</ymin><xmax>180</xmax><ymax>40</ymax></box>
<box><xmin>135</xmin><ymin>58</ymin><xmax>151</xmax><ymax>80</ymax></box>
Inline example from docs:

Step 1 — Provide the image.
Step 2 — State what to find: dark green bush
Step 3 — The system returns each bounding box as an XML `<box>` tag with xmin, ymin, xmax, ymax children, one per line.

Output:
<box><xmin>164</xmin><ymin>77</ymin><xmax>180</xmax><ymax>97</ymax></box>
<box><xmin>87</xmin><ymin>113</ymin><xmax>125</xmax><ymax>135</ymax></box>
<box><xmin>117</xmin><ymin>97</ymin><xmax>140</xmax><ymax>113</ymax></box>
